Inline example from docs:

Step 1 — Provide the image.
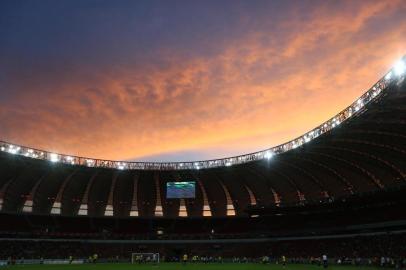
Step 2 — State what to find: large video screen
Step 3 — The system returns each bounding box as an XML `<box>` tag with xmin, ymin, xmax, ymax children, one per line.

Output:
<box><xmin>166</xmin><ymin>181</ymin><xmax>196</xmax><ymax>199</ymax></box>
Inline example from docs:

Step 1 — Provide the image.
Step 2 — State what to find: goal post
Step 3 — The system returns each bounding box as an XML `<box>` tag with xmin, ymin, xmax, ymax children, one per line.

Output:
<box><xmin>131</xmin><ymin>253</ymin><xmax>160</xmax><ymax>264</ymax></box>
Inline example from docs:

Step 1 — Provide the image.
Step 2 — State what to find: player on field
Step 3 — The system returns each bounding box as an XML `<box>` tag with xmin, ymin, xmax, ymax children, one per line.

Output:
<box><xmin>182</xmin><ymin>254</ymin><xmax>188</xmax><ymax>265</ymax></box>
<box><xmin>152</xmin><ymin>253</ymin><xmax>158</xmax><ymax>265</ymax></box>
<box><xmin>322</xmin><ymin>254</ymin><xmax>328</xmax><ymax>268</ymax></box>
<box><xmin>281</xmin><ymin>255</ymin><xmax>287</xmax><ymax>268</ymax></box>
<box><xmin>93</xmin><ymin>253</ymin><xmax>98</xmax><ymax>264</ymax></box>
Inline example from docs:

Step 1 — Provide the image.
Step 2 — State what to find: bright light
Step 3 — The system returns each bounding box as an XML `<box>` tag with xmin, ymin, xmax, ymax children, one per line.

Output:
<box><xmin>86</xmin><ymin>159</ymin><xmax>94</xmax><ymax>166</ymax></box>
<box><xmin>66</xmin><ymin>156</ymin><xmax>75</xmax><ymax>165</ymax></box>
<box><xmin>8</xmin><ymin>145</ymin><xmax>20</xmax><ymax>154</ymax></box>
<box><xmin>394</xmin><ymin>59</ymin><xmax>406</xmax><ymax>76</ymax></box>
<box><xmin>264</xmin><ymin>151</ymin><xmax>273</xmax><ymax>159</ymax></box>
<box><xmin>0</xmin><ymin>146</ymin><xmax>4</xmax><ymax>151</ymax></box>
<box><xmin>117</xmin><ymin>162</ymin><xmax>126</xmax><ymax>170</ymax></box>
<box><xmin>385</xmin><ymin>72</ymin><xmax>392</xmax><ymax>80</ymax></box>
<box><xmin>225</xmin><ymin>162</ymin><xmax>232</xmax><ymax>167</ymax></box>
<box><xmin>50</xmin><ymin>153</ymin><xmax>59</xmax><ymax>163</ymax></box>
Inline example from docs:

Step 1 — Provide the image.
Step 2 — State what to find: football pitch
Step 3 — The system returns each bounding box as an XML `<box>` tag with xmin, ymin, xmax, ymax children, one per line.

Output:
<box><xmin>4</xmin><ymin>263</ymin><xmax>383</xmax><ymax>270</ymax></box>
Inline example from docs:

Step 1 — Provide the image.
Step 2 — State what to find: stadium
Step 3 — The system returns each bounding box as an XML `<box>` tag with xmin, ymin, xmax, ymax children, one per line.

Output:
<box><xmin>0</xmin><ymin>56</ymin><xmax>405</xmax><ymax>269</ymax></box>
<box><xmin>1</xmin><ymin>1</ymin><xmax>406</xmax><ymax>270</ymax></box>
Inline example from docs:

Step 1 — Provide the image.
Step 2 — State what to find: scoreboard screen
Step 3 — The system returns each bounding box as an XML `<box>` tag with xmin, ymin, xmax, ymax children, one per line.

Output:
<box><xmin>166</xmin><ymin>181</ymin><xmax>195</xmax><ymax>199</ymax></box>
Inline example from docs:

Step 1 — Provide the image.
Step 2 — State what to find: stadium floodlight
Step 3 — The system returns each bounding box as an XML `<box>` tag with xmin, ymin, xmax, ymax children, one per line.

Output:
<box><xmin>8</xmin><ymin>145</ymin><xmax>20</xmax><ymax>154</ymax></box>
<box><xmin>394</xmin><ymin>59</ymin><xmax>406</xmax><ymax>76</ymax></box>
<box><xmin>49</xmin><ymin>153</ymin><xmax>59</xmax><ymax>163</ymax></box>
<box><xmin>0</xmin><ymin>146</ymin><xmax>4</xmax><ymax>151</ymax></box>
<box><xmin>25</xmin><ymin>149</ymin><xmax>35</xmax><ymax>157</ymax></box>
<box><xmin>117</xmin><ymin>162</ymin><xmax>126</xmax><ymax>170</ymax></box>
<box><xmin>66</xmin><ymin>156</ymin><xmax>75</xmax><ymax>165</ymax></box>
<box><xmin>86</xmin><ymin>159</ymin><xmax>95</xmax><ymax>166</ymax></box>
<box><xmin>264</xmin><ymin>151</ymin><xmax>274</xmax><ymax>159</ymax></box>
<box><xmin>385</xmin><ymin>72</ymin><xmax>392</xmax><ymax>81</ymax></box>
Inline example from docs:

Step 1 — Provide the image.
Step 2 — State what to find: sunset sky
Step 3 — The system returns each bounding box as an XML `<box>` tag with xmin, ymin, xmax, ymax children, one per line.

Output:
<box><xmin>1</xmin><ymin>0</ymin><xmax>406</xmax><ymax>162</ymax></box>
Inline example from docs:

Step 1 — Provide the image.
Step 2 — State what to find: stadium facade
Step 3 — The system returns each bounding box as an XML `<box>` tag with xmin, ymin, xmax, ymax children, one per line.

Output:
<box><xmin>0</xmin><ymin>57</ymin><xmax>405</xmax><ymax>263</ymax></box>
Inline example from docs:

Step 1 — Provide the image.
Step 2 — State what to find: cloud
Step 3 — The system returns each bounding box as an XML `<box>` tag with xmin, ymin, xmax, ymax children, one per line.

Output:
<box><xmin>0</xmin><ymin>0</ymin><xmax>405</xmax><ymax>161</ymax></box>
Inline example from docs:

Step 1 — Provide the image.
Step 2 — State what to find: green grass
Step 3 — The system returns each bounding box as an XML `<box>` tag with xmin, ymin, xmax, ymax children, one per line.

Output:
<box><xmin>3</xmin><ymin>263</ymin><xmax>382</xmax><ymax>270</ymax></box>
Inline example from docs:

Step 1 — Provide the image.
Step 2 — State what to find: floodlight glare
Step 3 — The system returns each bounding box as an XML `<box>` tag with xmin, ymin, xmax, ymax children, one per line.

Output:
<box><xmin>394</xmin><ymin>60</ymin><xmax>405</xmax><ymax>76</ymax></box>
<box><xmin>50</xmin><ymin>153</ymin><xmax>59</xmax><ymax>163</ymax></box>
<box><xmin>66</xmin><ymin>156</ymin><xmax>75</xmax><ymax>165</ymax></box>
<box><xmin>117</xmin><ymin>162</ymin><xmax>126</xmax><ymax>170</ymax></box>
<box><xmin>264</xmin><ymin>151</ymin><xmax>273</xmax><ymax>159</ymax></box>
<box><xmin>86</xmin><ymin>159</ymin><xmax>95</xmax><ymax>165</ymax></box>
<box><xmin>8</xmin><ymin>145</ymin><xmax>20</xmax><ymax>155</ymax></box>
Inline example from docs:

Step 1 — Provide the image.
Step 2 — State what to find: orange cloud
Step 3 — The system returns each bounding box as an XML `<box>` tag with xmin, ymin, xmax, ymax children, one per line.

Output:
<box><xmin>1</xmin><ymin>0</ymin><xmax>406</xmax><ymax>161</ymax></box>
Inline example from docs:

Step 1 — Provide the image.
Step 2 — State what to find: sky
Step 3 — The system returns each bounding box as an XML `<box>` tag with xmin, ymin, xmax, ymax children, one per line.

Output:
<box><xmin>0</xmin><ymin>0</ymin><xmax>406</xmax><ymax>162</ymax></box>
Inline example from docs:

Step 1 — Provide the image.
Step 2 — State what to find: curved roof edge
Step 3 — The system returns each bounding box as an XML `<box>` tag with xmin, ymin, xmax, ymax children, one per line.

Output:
<box><xmin>1</xmin><ymin>56</ymin><xmax>405</xmax><ymax>171</ymax></box>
